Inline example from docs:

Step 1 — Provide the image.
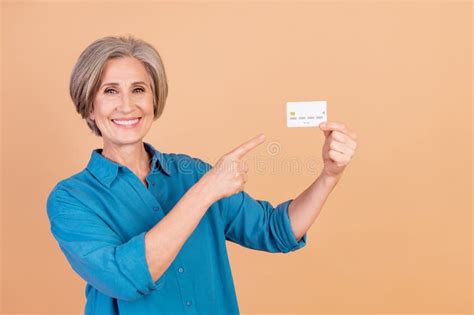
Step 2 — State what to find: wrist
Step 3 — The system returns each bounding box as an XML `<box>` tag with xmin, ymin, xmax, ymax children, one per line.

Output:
<box><xmin>196</xmin><ymin>173</ymin><xmax>220</xmax><ymax>205</ymax></box>
<box><xmin>320</xmin><ymin>169</ymin><xmax>342</xmax><ymax>185</ymax></box>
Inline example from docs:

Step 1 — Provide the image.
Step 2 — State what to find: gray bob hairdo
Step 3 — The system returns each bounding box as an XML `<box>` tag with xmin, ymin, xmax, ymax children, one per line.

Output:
<box><xmin>69</xmin><ymin>34</ymin><xmax>168</xmax><ymax>137</ymax></box>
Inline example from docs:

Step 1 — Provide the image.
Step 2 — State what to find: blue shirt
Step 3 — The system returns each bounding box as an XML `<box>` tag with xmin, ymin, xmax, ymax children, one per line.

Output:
<box><xmin>46</xmin><ymin>141</ymin><xmax>307</xmax><ymax>315</ymax></box>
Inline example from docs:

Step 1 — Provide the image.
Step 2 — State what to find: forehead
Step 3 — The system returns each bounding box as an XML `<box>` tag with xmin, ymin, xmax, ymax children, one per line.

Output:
<box><xmin>100</xmin><ymin>57</ymin><xmax>150</xmax><ymax>84</ymax></box>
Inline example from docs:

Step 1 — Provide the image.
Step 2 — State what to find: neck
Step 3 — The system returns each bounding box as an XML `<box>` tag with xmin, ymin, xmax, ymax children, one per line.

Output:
<box><xmin>101</xmin><ymin>141</ymin><xmax>151</xmax><ymax>178</ymax></box>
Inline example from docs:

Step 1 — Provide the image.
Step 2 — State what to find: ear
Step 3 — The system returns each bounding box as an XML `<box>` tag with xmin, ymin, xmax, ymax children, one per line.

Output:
<box><xmin>89</xmin><ymin>108</ymin><xmax>95</xmax><ymax>121</ymax></box>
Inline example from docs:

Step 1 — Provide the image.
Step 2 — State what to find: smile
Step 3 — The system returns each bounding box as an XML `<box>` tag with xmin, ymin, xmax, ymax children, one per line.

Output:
<box><xmin>111</xmin><ymin>117</ymin><xmax>141</xmax><ymax>128</ymax></box>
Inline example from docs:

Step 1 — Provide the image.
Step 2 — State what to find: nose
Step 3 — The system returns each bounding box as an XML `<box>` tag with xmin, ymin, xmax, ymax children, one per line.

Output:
<box><xmin>115</xmin><ymin>90</ymin><xmax>135</xmax><ymax>113</ymax></box>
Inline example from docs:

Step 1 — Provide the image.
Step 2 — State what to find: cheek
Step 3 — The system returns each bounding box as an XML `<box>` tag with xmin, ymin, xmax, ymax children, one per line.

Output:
<box><xmin>144</xmin><ymin>99</ymin><xmax>155</xmax><ymax>115</ymax></box>
<box><xmin>93</xmin><ymin>99</ymin><xmax>116</xmax><ymax>119</ymax></box>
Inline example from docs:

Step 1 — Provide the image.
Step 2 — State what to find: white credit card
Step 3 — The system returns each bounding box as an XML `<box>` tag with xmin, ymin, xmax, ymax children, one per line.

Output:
<box><xmin>287</xmin><ymin>101</ymin><xmax>327</xmax><ymax>127</ymax></box>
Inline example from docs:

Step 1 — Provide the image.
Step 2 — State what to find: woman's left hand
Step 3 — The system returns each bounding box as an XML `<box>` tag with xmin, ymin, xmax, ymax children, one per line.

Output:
<box><xmin>319</xmin><ymin>121</ymin><xmax>357</xmax><ymax>179</ymax></box>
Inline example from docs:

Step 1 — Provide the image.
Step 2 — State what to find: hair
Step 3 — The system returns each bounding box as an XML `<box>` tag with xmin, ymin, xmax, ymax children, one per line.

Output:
<box><xmin>69</xmin><ymin>34</ymin><xmax>168</xmax><ymax>137</ymax></box>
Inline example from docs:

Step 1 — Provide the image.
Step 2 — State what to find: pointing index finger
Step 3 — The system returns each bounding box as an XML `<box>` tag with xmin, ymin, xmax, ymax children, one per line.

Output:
<box><xmin>227</xmin><ymin>133</ymin><xmax>266</xmax><ymax>159</ymax></box>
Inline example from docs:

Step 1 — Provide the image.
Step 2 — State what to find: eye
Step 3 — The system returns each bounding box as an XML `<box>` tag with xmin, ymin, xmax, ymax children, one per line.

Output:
<box><xmin>104</xmin><ymin>87</ymin><xmax>145</xmax><ymax>94</ymax></box>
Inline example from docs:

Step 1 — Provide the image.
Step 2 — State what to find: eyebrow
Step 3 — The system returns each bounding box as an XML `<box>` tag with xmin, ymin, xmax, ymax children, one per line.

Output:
<box><xmin>100</xmin><ymin>81</ymin><xmax>148</xmax><ymax>88</ymax></box>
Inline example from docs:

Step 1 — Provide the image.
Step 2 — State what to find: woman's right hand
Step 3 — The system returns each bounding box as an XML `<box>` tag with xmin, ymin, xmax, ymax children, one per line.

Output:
<box><xmin>202</xmin><ymin>133</ymin><xmax>266</xmax><ymax>202</ymax></box>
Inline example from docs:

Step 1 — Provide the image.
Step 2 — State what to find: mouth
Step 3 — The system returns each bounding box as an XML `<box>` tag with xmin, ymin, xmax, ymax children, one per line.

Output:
<box><xmin>111</xmin><ymin>117</ymin><xmax>142</xmax><ymax>128</ymax></box>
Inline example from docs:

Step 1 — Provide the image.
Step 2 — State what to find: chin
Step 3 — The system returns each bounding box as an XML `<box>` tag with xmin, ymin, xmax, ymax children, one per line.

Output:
<box><xmin>105</xmin><ymin>132</ymin><xmax>147</xmax><ymax>146</ymax></box>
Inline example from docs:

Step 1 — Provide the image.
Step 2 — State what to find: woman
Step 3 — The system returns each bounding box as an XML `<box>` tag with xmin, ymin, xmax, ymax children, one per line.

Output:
<box><xmin>47</xmin><ymin>35</ymin><xmax>357</xmax><ymax>315</ymax></box>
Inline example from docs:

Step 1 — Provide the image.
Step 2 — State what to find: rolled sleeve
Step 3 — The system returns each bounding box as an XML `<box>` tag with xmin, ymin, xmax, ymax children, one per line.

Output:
<box><xmin>47</xmin><ymin>186</ymin><xmax>166</xmax><ymax>302</ymax></box>
<box><xmin>275</xmin><ymin>199</ymin><xmax>308</xmax><ymax>252</ymax></box>
<box><xmin>223</xmin><ymin>191</ymin><xmax>308</xmax><ymax>253</ymax></box>
<box><xmin>115</xmin><ymin>231</ymin><xmax>166</xmax><ymax>296</ymax></box>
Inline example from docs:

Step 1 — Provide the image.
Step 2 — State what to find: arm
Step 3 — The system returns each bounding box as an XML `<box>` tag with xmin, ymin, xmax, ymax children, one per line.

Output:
<box><xmin>222</xmin><ymin>190</ymin><xmax>307</xmax><ymax>253</ymax></box>
<box><xmin>182</xmin><ymin>134</ymin><xmax>307</xmax><ymax>254</ymax></box>
<box><xmin>288</xmin><ymin>172</ymin><xmax>341</xmax><ymax>241</ymax></box>
<box><xmin>178</xmin><ymin>155</ymin><xmax>307</xmax><ymax>254</ymax></box>
<box><xmin>47</xmin><ymin>175</ymin><xmax>216</xmax><ymax>302</ymax></box>
<box><xmin>144</xmin><ymin>173</ymin><xmax>216</xmax><ymax>282</ymax></box>
<box><xmin>288</xmin><ymin>121</ymin><xmax>357</xmax><ymax>241</ymax></box>
<box><xmin>47</xmin><ymin>186</ymin><xmax>161</xmax><ymax>302</ymax></box>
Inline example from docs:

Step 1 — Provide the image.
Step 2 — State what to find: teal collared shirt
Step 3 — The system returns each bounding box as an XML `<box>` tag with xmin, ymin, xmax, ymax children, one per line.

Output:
<box><xmin>46</xmin><ymin>142</ymin><xmax>307</xmax><ymax>315</ymax></box>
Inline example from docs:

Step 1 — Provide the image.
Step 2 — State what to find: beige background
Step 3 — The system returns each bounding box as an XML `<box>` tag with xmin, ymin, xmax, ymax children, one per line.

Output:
<box><xmin>1</xmin><ymin>1</ymin><xmax>472</xmax><ymax>314</ymax></box>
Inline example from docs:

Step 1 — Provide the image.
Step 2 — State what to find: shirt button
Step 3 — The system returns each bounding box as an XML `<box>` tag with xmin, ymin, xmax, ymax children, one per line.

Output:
<box><xmin>178</xmin><ymin>267</ymin><xmax>184</xmax><ymax>273</ymax></box>
<box><xmin>153</xmin><ymin>207</ymin><xmax>160</xmax><ymax>212</ymax></box>
<box><xmin>186</xmin><ymin>300</ymin><xmax>192</xmax><ymax>306</ymax></box>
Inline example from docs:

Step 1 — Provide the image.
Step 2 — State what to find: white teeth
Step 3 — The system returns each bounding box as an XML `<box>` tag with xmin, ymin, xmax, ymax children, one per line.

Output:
<box><xmin>112</xmin><ymin>118</ymin><xmax>140</xmax><ymax>126</ymax></box>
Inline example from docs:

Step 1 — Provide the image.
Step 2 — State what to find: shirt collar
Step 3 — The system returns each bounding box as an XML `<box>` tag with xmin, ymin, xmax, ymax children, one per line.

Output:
<box><xmin>86</xmin><ymin>141</ymin><xmax>171</xmax><ymax>187</ymax></box>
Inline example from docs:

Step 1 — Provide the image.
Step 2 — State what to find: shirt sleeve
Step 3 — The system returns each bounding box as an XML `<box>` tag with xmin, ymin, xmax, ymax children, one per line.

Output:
<box><xmin>222</xmin><ymin>191</ymin><xmax>308</xmax><ymax>253</ymax></box>
<box><xmin>46</xmin><ymin>185</ymin><xmax>166</xmax><ymax>302</ymax></box>
<box><xmin>192</xmin><ymin>156</ymin><xmax>307</xmax><ymax>253</ymax></box>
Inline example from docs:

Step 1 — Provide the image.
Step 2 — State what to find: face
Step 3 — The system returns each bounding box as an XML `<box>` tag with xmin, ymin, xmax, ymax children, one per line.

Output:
<box><xmin>90</xmin><ymin>56</ymin><xmax>155</xmax><ymax>147</ymax></box>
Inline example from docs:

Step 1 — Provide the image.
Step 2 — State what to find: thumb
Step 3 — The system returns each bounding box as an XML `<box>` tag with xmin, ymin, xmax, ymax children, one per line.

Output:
<box><xmin>319</xmin><ymin>123</ymin><xmax>331</xmax><ymax>137</ymax></box>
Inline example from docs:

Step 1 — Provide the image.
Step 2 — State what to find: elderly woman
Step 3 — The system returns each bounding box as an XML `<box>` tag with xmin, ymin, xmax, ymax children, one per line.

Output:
<box><xmin>46</xmin><ymin>35</ymin><xmax>357</xmax><ymax>315</ymax></box>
